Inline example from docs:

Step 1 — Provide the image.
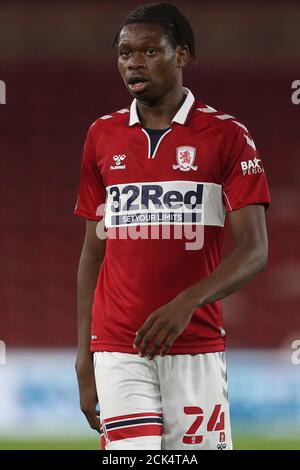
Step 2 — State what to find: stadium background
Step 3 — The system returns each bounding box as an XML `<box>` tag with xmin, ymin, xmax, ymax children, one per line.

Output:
<box><xmin>0</xmin><ymin>0</ymin><xmax>299</xmax><ymax>450</ymax></box>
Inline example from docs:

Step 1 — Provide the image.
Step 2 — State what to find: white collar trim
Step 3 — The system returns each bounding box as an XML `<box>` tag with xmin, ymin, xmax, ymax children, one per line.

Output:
<box><xmin>129</xmin><ymin>87</ymin><xmax>195</xmax><ymax>127</ymax></box>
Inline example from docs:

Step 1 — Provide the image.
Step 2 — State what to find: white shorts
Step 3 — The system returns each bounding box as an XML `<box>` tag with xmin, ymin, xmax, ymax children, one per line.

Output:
<box><xmin>94</xmin><ymin>351</ymin><xmax>232</xmax><ymax>450</ymax></box>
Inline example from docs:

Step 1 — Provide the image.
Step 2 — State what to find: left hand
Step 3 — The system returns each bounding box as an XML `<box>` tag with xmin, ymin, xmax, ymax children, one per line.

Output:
<box><xmin>133</xmin><ymin>292</ymin><xmax>196</xmax><ymax>359</ymax></box>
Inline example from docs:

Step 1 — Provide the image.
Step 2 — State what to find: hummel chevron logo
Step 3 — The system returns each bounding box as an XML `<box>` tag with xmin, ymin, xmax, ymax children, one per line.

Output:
<box><xmin>244</xmin><ymin>134</ymin><xmax>256</xmax><ymax>151</ymax></box>
<box><xmin>197</xmin><ymin>105</ymin><xmax>258</xmax><ymax>152</ymax></box>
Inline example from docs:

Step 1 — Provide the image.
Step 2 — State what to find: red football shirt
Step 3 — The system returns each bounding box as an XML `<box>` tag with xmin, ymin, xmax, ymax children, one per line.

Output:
<box><xmin>74</xmin><ymin>88</ymin><xmax>271</xmax><ymax>354</ymax></box>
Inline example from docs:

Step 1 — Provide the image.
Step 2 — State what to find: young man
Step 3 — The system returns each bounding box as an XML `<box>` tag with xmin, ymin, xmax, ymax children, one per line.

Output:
<box><xmin>74</xmin><ymin>3</ymin><xmax>270</xmax><ymax>450</ymax></box>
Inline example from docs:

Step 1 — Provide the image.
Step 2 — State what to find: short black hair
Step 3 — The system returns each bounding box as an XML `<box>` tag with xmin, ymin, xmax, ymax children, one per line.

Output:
<box><xmin>113</xmin><ymin>3</ymin><xmax>195</xmax><ymax>59</ymax></box>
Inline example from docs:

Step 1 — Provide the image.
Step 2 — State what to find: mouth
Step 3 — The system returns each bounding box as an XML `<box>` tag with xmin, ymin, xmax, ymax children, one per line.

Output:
<box><xmin>127</xmin><ymin>76</ymin><xmax>149</xmax><ymax>93</ymax></box>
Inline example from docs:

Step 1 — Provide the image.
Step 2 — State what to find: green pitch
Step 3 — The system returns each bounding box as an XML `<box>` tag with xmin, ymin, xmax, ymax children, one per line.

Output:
<box><xmin>0</xmin><ymin>435</ymin><xmax>299</xmax><ymax>450</ymax></box>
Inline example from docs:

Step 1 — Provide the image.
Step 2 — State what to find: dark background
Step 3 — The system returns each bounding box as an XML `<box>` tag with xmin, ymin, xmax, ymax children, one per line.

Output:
<box><xmin>0</xmin><ymin>0</ymin><xmax>299</xmax><ymax>349</ymax></box>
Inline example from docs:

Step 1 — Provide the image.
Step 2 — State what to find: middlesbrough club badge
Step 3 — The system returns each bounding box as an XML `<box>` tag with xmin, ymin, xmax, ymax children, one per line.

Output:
<box><xmin>173</xmin><ymin>146</ymin><xmax>198</xmax><ymax>172</ymax></box>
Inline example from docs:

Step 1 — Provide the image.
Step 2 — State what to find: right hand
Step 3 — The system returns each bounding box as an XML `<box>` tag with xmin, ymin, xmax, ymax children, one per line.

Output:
<box><xmin>75</xmin><ymin>352</ymin><xmax>100</xmax><ymax>433</ymax></box>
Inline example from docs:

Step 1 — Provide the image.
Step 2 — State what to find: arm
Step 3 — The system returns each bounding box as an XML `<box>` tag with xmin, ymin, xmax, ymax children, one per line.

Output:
<box><xmin>75</xmin><ymin>220</ymin><xmax>106</xmax><ymax>432</ymax></box>
<box><xmin>134</xmin><ymin>204</ymin><xmax>268</xmax><ymax>359</ymax></box>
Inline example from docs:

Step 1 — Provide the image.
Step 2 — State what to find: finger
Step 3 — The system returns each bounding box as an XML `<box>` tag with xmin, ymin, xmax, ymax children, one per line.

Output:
<box><xmin>134</xmin><ymin>319</ymin><xmax>156</xmax><ymax>350</ymax></box>
<box><xmin>139</xmin><ymin>322</ymin><xmax>164</xmax><ymax>357</ymax></box>
<box><xmin>160</xmin><ymin>330</ymin><xmax>178</xmax><ymax>357</ymax></box>
<box><xmin>147</xmin><ymin>330</ymin><xmax>170</xmax><ymax>360</ymax></box>
<box><xmin>133</xmin><ymin>315</ymin><xmax>156</xmax><ymax>349</ymax></box>
<box><xmin>82</xmin><ymin>410</ymin><xmax>101</xmax><ymax>433</ymax></box>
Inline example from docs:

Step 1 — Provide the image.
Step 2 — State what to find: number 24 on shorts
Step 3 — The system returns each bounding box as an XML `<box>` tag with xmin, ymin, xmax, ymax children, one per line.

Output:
<box><xmin>183</xmin><ymin>404</ymin><xmax>225</xmax><ymax>444</ymax></box>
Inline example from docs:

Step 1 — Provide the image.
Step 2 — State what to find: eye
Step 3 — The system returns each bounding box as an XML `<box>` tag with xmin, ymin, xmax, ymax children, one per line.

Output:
<box><xmin>120</xmin><ymin>50</ymin><xmax>131</xmax><ymax>58</ymax></box>
<box><xmin>147</xmin><ymin>48</ymin><xmax>158</xmax><ymax>56</ymax></box>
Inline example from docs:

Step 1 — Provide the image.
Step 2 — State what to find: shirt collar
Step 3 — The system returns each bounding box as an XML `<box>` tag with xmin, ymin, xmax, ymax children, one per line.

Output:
<box><xmin>128</xmin><ymin>87</ymin><xmax>195</xmax><ymax>127</ymax></box>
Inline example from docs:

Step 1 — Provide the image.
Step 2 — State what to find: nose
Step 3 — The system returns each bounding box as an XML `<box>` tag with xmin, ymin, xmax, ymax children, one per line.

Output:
<box><xmin>128</xmin><ymin>53</ymin><xmax>146</xmax><ymax>71</ymax></box>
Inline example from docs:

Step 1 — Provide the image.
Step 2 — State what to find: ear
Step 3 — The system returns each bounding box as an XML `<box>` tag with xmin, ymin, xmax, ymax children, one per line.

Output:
<box><xmin>176</xmin><ymin>46</ymin><xmax>189</xmax><ymax>68</ymax></box>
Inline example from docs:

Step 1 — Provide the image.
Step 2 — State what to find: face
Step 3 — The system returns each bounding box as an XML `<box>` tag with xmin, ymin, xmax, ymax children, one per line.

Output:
<box><xmin>117</xmin><ymin>23</ymin><xmax>188</xmax><ymax>103</ymax></box>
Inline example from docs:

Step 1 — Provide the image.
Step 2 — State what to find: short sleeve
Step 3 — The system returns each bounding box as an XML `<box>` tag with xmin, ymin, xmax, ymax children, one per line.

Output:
<box><xmin>74</xmin><ymin>125</ymin><xmax>106</xmax><ymax>220</ymax></box>
<box><xmin>222</xmin><ymin>123</ymin><xmax>271</xmax><ymax>212</ymax></box>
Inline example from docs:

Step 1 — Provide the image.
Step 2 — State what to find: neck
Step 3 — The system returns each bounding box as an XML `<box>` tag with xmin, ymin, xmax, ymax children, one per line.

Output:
<box><xmin>136</xmin><ymin>83</ymin><xmax>186</xmax><ymax>129</ymax></box>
